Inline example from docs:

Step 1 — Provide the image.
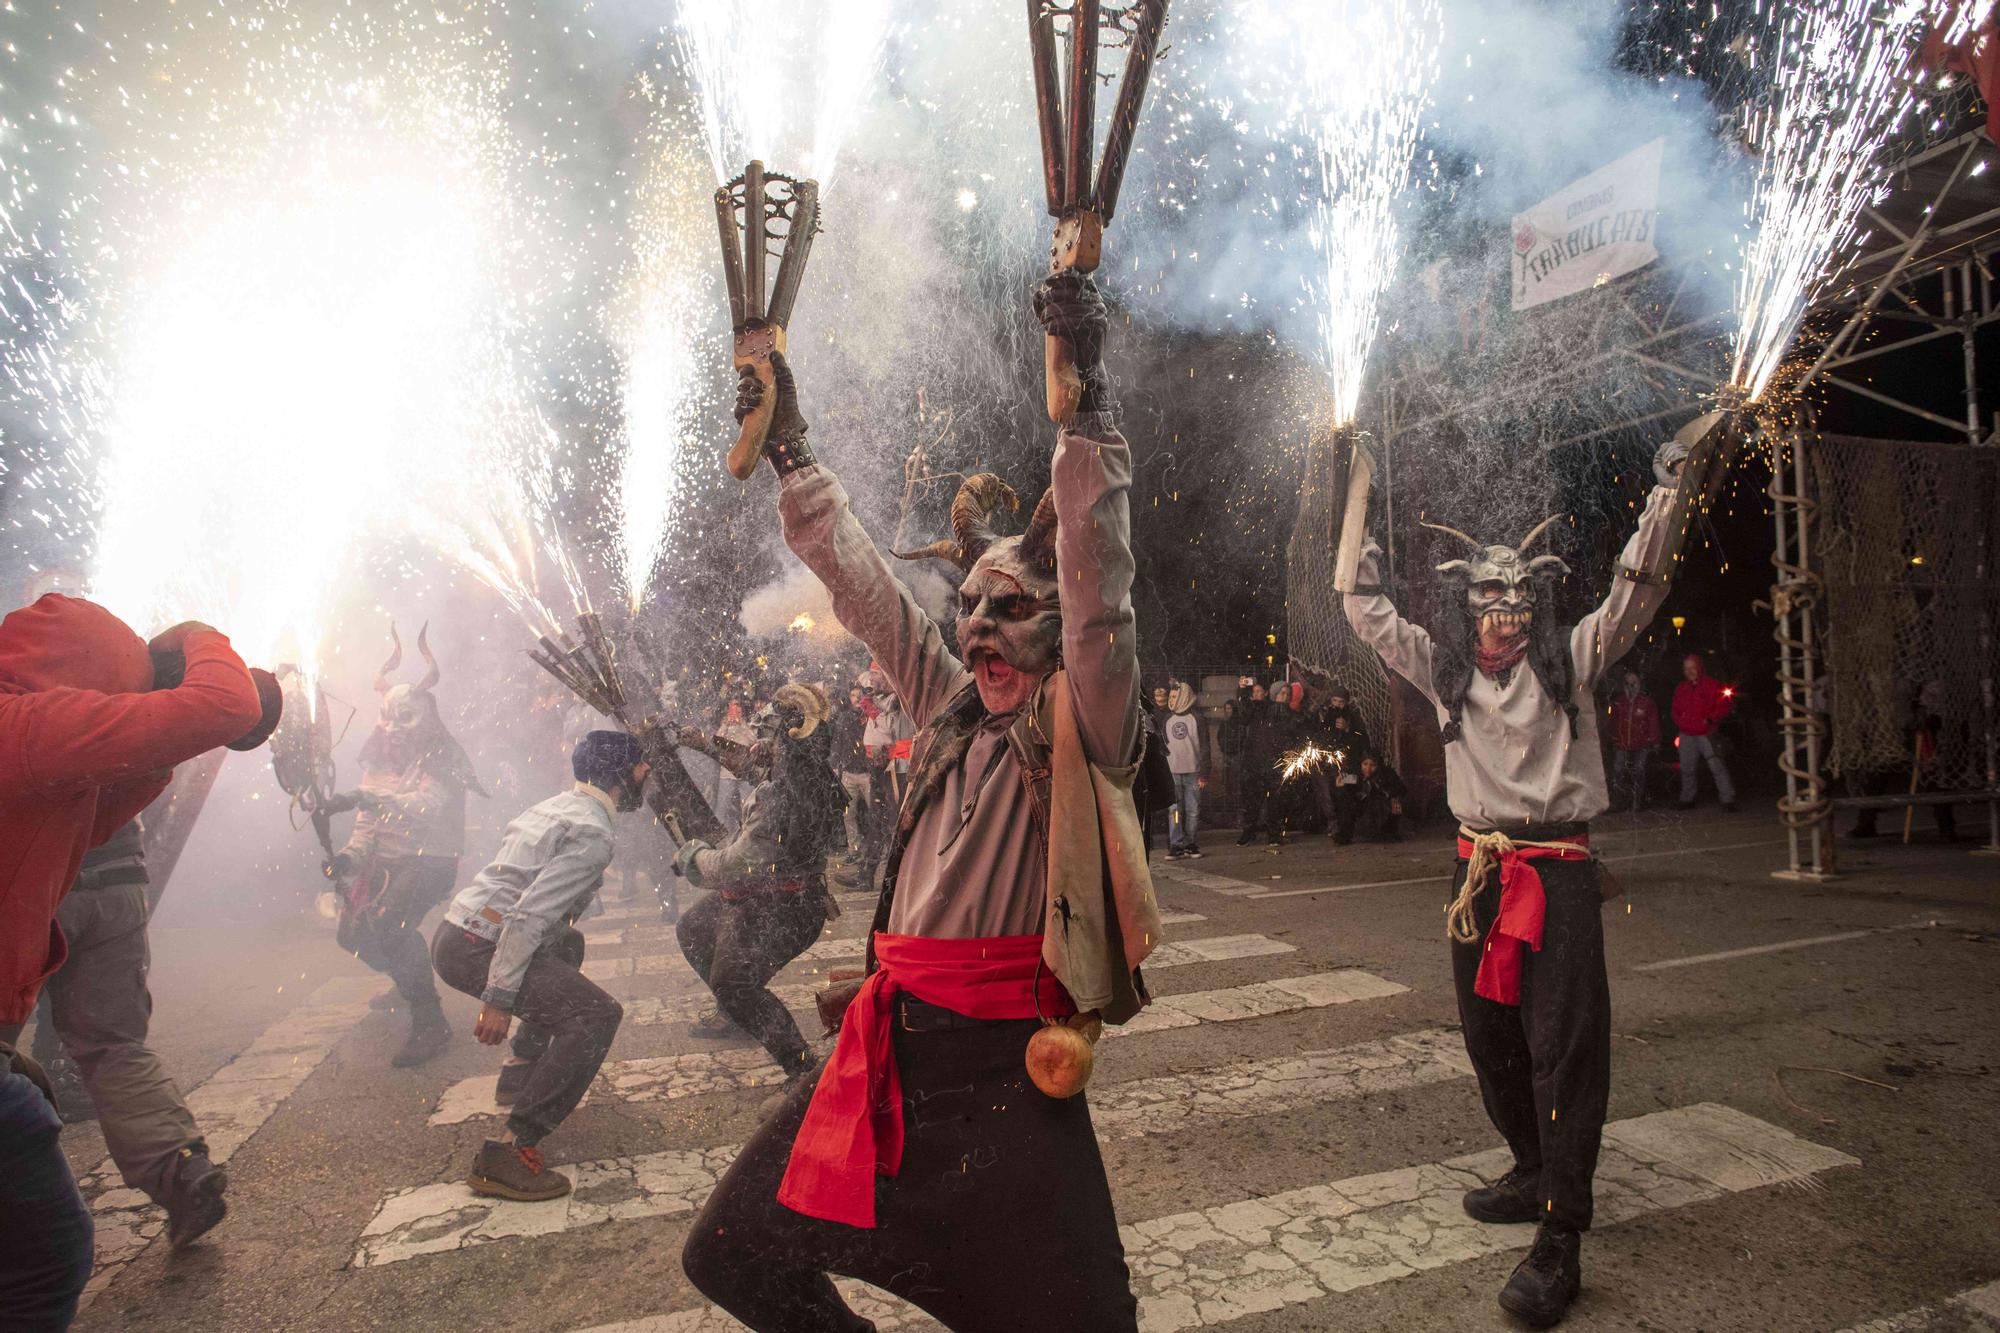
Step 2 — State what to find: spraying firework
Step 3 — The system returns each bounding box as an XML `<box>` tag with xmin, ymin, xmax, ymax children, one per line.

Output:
<box><xmin>1028</xmin><ymin>0</ymin><xmax>1172</xmax><ymax>422</ymax></box>
<box><xmin>1729</xmin><ymin>0</ymin><xmax>1973</xmax><ymax>403</ymax></box>
<box><xmin>1279</xmin><ymin>740</ymin><xmax>1340</xmax><ymax>783</ymax></box>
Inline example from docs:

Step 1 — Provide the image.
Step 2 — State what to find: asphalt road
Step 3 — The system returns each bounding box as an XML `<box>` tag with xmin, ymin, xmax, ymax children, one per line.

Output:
<box><xmin>46</xmin><ymin>806</ymin><xmax>2000</xmax><ymax>1332</ymax></box>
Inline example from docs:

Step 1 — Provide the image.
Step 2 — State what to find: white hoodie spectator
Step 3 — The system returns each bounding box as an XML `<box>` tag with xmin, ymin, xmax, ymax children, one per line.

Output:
<box><xmin>1163</xmin><ymin>682</ymin><xmax>1206</xmax><ymax>858</ymax></box>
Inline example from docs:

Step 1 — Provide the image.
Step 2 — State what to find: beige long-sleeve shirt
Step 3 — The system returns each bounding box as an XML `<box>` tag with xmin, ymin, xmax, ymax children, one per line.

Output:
<box><xmin>777</xmin><ymin>417</ymin><xmax>1141</xmax><ymax>937</ymax></box>
<box><xmin>1343</xmin><ymin>484</ymin><xmax>1677</xmax><ymax>828</ymax></box>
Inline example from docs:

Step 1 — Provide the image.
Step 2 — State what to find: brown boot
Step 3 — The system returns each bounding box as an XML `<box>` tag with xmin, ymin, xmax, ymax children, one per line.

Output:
<box><xmin>468</xmin><ymin>1140</ymin><xmax>571</xmax><ymax>1202</ymax></box>
<box><xmin>391</xmin><ymin>1002</ymin><xmax>451</xmax><ymax>1068</ymax></box>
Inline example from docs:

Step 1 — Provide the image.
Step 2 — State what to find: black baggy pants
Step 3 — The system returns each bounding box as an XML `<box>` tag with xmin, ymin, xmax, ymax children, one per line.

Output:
<box><xmin>431</xmin><ymin>924</ymin><xmax>623</xmax><ymax>1146</ymax></box>
<box><xmin>683</xmin><ymin>1003</ymin><xmax>1138</xmax><ymax>1333</ymax></box>
<box><xmin>338</xmin><ymin>856</ymin><xmax>458</xmax><ymax>1009</ymax></box>
<box><xmin>1448</xmin><ymin>856</ymin><xmax>1610</xmax><ymax>1233</ymax></box>
<box><xmin>675</xmin><ymin>887</ymin><xmax>826</xmax><ymax>1074</ymax></box>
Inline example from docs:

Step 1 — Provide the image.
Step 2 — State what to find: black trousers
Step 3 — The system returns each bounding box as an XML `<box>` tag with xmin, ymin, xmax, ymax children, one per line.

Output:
<box><xmin>1448</xmin><ymin>856</ymin><xmax>1610</xmax><ymax>1233</ymax></box>
<box><xmin>676</xmin><ymin>888</ymin><xmax>826</xmax><ymax>1074</ymax></box>
<box><xmin>337</xmin><ymin>856</ymin><xmax>458</xmax><ymax>1008</ymax></box>
<box><xmin>683</xmin><ymin>1006</ymin><xmax>1138</xmax><ymax>1333</ymax></box>
<box><xmin>431</xmin><ymin>924</ymin><xmax>623</xmax><ymax>1146</ymax></box>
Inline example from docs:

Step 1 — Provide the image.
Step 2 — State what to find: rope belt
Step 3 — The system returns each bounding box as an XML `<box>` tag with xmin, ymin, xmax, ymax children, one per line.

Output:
<box><xmin>1451</xmin><ymin>826</ymin><xmax>1592</xmax><ymax>1006</ymax></box>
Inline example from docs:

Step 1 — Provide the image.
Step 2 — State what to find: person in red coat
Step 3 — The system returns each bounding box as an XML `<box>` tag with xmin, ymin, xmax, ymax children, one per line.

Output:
<box><xmin>0</xmin><ymin>595</ymin><xmax>272</xmax><ymax>1330</ymax></box>
<box><xmin>1606</xmin><ymin>669</ymin><xmax>1661</xmax><ymax>812</ymax></box>
<box><xmin>1670</xmin><ymin>653</ymin><xmax>1737</xmax><ymax>811</ymax></box>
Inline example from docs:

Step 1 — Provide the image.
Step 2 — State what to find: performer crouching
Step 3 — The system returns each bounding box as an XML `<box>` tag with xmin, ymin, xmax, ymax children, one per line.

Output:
<box><xmin>429</xmin><ymin>731</ymin><xmax>645</xmax><ymax>1202</ymax></box>
<box><xmin>680</xmin><ymin>272</ymin><xmax>1161</xmax><ymax>1332</ymax></box>
<box><xmin>671</xmin><ymin>684</ymin><xmax>843</xmax><ymax>1087</ymax></box>
<box><xmin>1341</xmin><ymin>436</ymin><xmax>1687</xmax><ymax>1328</ymax></box>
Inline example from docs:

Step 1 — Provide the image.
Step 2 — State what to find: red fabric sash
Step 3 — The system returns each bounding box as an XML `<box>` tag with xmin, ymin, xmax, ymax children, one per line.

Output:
<box><xmin>1456</xmin><ymin>835</ymin><xmax>1591</xmax><ymax>1006</ymax></box>
<box><xmin>1475</xmin><ymin>638</ymin><xmax>1528</xmax><ymax>678</ymax></box>
<box><xmin>776</xmin><ymin>932</ymin><xmax>1074</xmax><ymax>1228</ymax></box>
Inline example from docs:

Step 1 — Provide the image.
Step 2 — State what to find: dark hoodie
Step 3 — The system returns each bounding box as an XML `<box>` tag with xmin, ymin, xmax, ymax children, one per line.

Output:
<box><xmin>0</xmin><ymin>595</ymin><xmax>262</xmax><ymax>1022</ymax></box>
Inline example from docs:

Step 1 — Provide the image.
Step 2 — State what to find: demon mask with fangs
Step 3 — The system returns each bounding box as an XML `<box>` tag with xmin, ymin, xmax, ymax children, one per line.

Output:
<box><xmin>1424</xmin><ymin>515</ymin><xmax>1579</xmax><ymax>744</ymax></box>
<box><xmin>895</xmin><ymin>473</ymin><xmax>1060</xmax><ymax>718</ymax></box>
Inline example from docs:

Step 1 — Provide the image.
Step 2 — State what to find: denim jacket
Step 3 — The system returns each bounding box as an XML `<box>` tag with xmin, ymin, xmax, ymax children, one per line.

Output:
<box><xmin>443</xmin><ymin>784</ymin><xmax>616</xmax><ymax>1009</ymax></box>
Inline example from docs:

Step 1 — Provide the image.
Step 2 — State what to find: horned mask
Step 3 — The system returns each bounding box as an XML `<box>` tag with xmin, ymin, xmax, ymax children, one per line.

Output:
<box><xmin>374</xmin><ymin>623</ymin><xmax>443</xmax><ymax>735</ymax></box>
<box><xmin>1425</xmin><ymin>515</ymin><xmax>1570</xmax><ymax>639</ymax></box>
<box><xmin>896</xmin><ymin>473</ymin><xmax>1062</xmax><ymax>685</ymax></box>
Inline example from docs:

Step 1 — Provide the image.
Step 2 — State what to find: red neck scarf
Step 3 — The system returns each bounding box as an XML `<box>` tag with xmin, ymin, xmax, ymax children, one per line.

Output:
<box><xmin>777</xmin><ymin>932</ymin><xmax>1074</xmax><ymax>1228</ymax></box>
<box><xmin>1456</xmin><ymin>833</ymin><xmax>1591</xmax><ymax>1004</ymax></box>
<box><xmin>1475</xmin><ymin>637</ymin><xmax>1529</xmax><ymax>679</ymax></box>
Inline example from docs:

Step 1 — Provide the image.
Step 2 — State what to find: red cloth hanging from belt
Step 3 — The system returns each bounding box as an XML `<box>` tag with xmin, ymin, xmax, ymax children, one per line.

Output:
<box><xmin>777</xmin><ymin>932</ymin><xmax>1074</xmax><ymax>1228</ymax></box>
<box><xmin>1456</xmin><ymin>834</ymin><xmax>1591</xmax><ymax>1006</ymax></box>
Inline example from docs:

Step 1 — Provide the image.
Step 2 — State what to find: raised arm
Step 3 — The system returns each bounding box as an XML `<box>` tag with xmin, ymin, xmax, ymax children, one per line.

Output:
<box><xmin>1570</xmin><ymin>440</ymin><xmax>1688</xmax><ymax>688</ymax></box>
<box><xmin>745</xmin><ymin>358</ymin><xmax>970</xmax><ymax>730</ymax></box>
<box><xmin>1342</xmin><ymin>539</ymin><xmax>1441</xmax><ymax>709</ymax></box>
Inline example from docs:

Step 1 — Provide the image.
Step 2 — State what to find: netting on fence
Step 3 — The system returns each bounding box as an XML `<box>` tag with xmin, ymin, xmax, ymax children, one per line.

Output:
<box><xmin>1285</xmin><ymin>437</ymin><xmax>1393</xmax><ymax>743</ymax></box>
<box><xmin>1812</xmin><ymin>435</ymin><xmax>1999</xmax><ymax>793</ymax></box>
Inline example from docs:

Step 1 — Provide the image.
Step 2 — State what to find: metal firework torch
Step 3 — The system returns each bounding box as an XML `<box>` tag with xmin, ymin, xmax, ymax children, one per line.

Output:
<box><xmin>715</xmin><ymin>161</ymin><xmax>821</xmax><ymax>480</ymax></box>
<box><xmin>529</xmin><ymin>614</ymin><xmax>724</xmax><ymax>846</ymax></box>
<box><xmin>1028</xmin><ymin>0</ymin><xmax>1169</xmax><ymax>422</ymax></box>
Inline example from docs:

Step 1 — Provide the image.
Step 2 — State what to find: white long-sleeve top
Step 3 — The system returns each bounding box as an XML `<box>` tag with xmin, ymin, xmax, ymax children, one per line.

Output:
<box><xmin>1342</xmin><ymin>484</ymin><xmax>1677</xmax><ymax>829</ymax></box>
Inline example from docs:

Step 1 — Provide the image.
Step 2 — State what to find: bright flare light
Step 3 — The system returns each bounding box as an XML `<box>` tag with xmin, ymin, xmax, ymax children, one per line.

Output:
<box><xmin>1728</xmin><ymin>0</ymin><xmax>1973</xmax><ymax>402</ymax></box>
<box><xmin>1290</xmin><ymin>0</ymin><xmax>1443</xmax><ymax>426</ymax></box>
<box><xmin>673</xmin><ymin>0</ymin><xmax>896</xmax><ymax>189</ymax></box>
<box><xmin>1279</xmin><ymin>741</ymin><xmax>1338</xmax><ymax>783</ymax></box>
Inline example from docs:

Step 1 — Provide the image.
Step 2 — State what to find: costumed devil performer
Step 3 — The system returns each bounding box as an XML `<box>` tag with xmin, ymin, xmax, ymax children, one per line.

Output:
<box><xmin>324</xmin><ymin>626</ymin><xmax>486</xmax><ymax>1067</ymax></box>
<box><xmin>680</xmin><ymin>271</ymin><xmax>1163</xmax><ymax>1333</ymax></box>
<box><xmin>671</xmin><ymin>683</ymin><xmax>844</xmax><ymax>1085</ymax></box>
<box><xmin>1340</xmin><ymin>433</ymin><xmax>1689</xmax><ymax>1328</ymax></box>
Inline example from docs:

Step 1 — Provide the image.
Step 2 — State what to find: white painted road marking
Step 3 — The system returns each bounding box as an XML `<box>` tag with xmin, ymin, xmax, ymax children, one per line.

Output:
<box><xmin>1247</xmin><ymin>838</ymin><xmax>1793</xmax><ymax>900</ymax></box>
<box><xmin>556</xmin><ymin>1102</ymin><xmax>1854</xmax><ymax>1332</ymax></box>
<box><xmin>1836</xmin><ymin>1280</ymin><xmax>2000</xmax><ymax>1332</ymax></box>
<box><xmin>430</xmin><ymin>960</ymin><xmax>1396</xmax><ymax>1124</ymax></box>
<box><xmin>1633</xmin><ymin>919</ymin><xmax>1941</xmax><ymax>972</ymax></box>
<box><xmin>81</xmin><ymin>974</ymin><xmax>380</xmax><ymax>1300</ymax></box>
<box><xmin>584</xmin><ymin>905</ymin><xmax>1205</xmax><ymax>946</ymax></box>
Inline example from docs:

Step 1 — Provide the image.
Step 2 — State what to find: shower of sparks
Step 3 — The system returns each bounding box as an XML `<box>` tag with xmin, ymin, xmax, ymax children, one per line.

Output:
<box><xmin>1279</xmin><ymin>741</ymin><xmax>1339</xmax><ymax>783</ymax></box>
<box><xmin>1</xmin><ymin>5</ymin><xmax>594</xmax><ymax>684</ymax></box>
<box><xmin>672</xmin><ymin>0</ymin><xmax>897</xmax><ymax>189</ymax></box>
<box><xmin>787</xmin><ymin>612</ymin><xmax>816</xmax><ymax>634</ymax></box>
<box><xmin>615</xmin><ymin>134</ymin><xmax>718</xmax><ymax>612</ymax></box>
<box><xmin>1283</xmin><ymin>0</ymin><xmax>1442</xmax><ymax>426</ymax></box>
<box><xmin>1728</xmin><ymin>0</ymin><xmax>1975</xmax><ymax>402</ymax></box>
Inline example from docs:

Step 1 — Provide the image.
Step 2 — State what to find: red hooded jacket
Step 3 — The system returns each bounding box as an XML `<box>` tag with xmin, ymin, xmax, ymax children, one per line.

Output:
<box><xmin>0</xmin><ymin>595</ymin><xmax>263</xmax><ymax>1023</ymax></box>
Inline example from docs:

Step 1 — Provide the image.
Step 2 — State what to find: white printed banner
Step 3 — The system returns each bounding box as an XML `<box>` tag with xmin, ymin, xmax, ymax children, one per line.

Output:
<box><xmin>1511</xmin><ymin>137</ymin><xmax>1663</xmax><ymax>311</ymax></box>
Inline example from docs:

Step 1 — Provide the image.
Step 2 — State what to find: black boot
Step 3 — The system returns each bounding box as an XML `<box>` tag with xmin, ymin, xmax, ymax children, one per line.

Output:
<box><xmin>392</xmin><ymin>1000</ymin><xmax>451</xmax><ymax>1067</ymax></box>
<box><xmin>165</xmin><ymin>1145</ymin><xmax>228</xmax><ymax>1249</ymax></box>
<box><xmin>1463</xmin><ymin>1164</ymin><xmax>1542</xmax><ymax>1223</ymax></box>
<box><xmin>1498</xmin><ymin>1224</ymin><xmax>1581</xmax><ymax>1328</ymax></box>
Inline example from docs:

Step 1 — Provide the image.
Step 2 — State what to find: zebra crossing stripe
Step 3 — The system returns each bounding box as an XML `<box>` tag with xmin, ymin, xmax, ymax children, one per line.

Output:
<box><xmin>582</xmin><ymin>908</ymin><xmax>1206</xmax><ymax>949</ymax></box>
<box><xmin>549</xmin><ymin>1103</ymin><xmax>1855</xmax><ymax>1331</ymax></box>
<box><xmin>362</xmin><ymin>1018</ymin><xmax>1451</xmax><ymax>1267</ymax></box>
<box><xmin>431</xmin><ymin>940</ymin><xmax>1321</xmax><ymax>1125</ymax></box>
<box><xmin>1836</xmin><ymin>1281</ymin><xmax>2000</xmax><ymax>1332</ymax></box>
<box><xmin>80</xmin><ymin>975</ymin><xmax>380</xmax><ymax>1302</ymax></box>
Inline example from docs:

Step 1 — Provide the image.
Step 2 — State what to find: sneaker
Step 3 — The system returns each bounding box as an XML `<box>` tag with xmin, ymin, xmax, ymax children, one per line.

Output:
<box><xmin>369</xmin><ymin>986</ymin><xmax>401</xmax><ymax>1011</ymax></box>
<box><xmin>1165</xmin><ymin>847</ymin><xmax>1187</xmax><ymax>860</ymax></box>
<box><xmin>1462</xmin><ymin>1165</ymin><xmax>1541</xmax><ymax>1224</ymax></box>
<box><xmin>392</xmin><ymin>1006</ymin><xmax>451</xmax><ymax>1068</ymax></box>
<box><xmin>1236</xmin><ymin>831</ymin><xmax>1256</xmax><ymax>846</ymax></box>
<box><xmin>1497</xmin><ymin>1224</ymin><xmax>1582</xmax><ymax>1327</ymax></box>
<box><xmin>468</xmin><ymin>1140</ymin><xmax>571</xmax><ymax>1202</ymax></box>
<box><xmin>165</xmin><ymin>1147</ymin><xmax>228</xmax><ymax>1249</ymax></box>
<box><xmin>688</xmin><ymin>1010</ymin><xmax>744</xmax><ymax>1040</ymax></box>
<box><xmin>1184</xmin><ymin>846</ymin><xmax>1205</xmax><ymax>860</ymax></box>
<box><xmin>495</xmin><ymin>1059</ymin><xmax>536</xmax><ymax>1108</ymax></box>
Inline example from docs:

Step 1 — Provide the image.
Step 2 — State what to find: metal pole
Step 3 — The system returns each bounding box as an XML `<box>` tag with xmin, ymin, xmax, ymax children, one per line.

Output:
<box><xmin>1769</xmin><ymin>437</ymin><xmax>1803</xmax><ymax>876</ymax></box>
<box><xmin>1965</xmin><ymin>262</ymin><xmax>1982</xmax><ymax>448</ymax></box>
<box><xmin>1793</xmin><ymin>433</ymin><xmax>1830</xmax><ymax>875</ymax></box>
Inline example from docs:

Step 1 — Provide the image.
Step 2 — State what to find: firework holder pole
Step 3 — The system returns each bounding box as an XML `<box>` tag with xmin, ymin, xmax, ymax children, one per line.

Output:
<box><xmin>1765</xmin><ymin>421</ymin><xmax>1836</xmax><ymax>881</ymax></box>
<box><xmin>528</xmin><ymin>617</ymin><xmax>724</xmax><ymax>847</ymax></box>
<box><xmin>1029</xmin><ymin>0</ymin><xmax>1169</xmax><ymax>422</ymax></box>
<box><xmin>715</xmin><ymin>162</ymin><xmax>822</xmax><ymax>480</ymax></box>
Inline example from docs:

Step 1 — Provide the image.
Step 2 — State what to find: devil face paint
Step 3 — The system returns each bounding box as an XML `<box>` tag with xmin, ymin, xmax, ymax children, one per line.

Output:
<box><xmin>954</xmin><ymin>550</ymin><xmax>1060</xmax><ymax>716</ymax></box>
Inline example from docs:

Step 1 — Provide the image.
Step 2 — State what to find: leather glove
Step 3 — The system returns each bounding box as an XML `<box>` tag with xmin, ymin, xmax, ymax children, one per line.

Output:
<box><xmin>672</xmin><ymin>839</ymin><xmax>712</xmax><ymax>886</ymax></box>
<box><xmin>733</xmin><ymin>341</ymin><xmax>814</xmax><ymax>475</ymax></box>
<box><xmin>1035</xmin><ymin>267</ymin><xmax>1114</xmax><ymax>410</ymax></box>
<box><xmin>1654</xmin><ymin>439</ymin><xmax>1691</xmax><ymax>487</ymax></box>
<box><xmin>320</xmin><ymin>789</ymin><xmax>362</xmax><ymax>815</ymax></box>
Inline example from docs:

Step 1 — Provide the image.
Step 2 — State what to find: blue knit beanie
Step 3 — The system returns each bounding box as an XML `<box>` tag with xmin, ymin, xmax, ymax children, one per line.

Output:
<box><xmin>572</xmin><ymin>729</ymin><xmax>644</xmax><ymax>789</ymax></box>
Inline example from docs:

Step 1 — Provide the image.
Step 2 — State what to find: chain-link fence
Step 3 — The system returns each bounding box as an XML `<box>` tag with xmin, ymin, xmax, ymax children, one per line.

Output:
<box><xmin>1812</xmin><ymin>434</ymin><xmax>1999</xmax><ymax>795</ymax></box>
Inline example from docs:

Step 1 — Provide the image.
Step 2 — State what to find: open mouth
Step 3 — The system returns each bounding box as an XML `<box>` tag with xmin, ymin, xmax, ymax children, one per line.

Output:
<box><xmin>969</xmin><ymin>647</ymin><xmax>1017</xmax><ymax>691</ymax></box>
<box><xmin>1479</xmin><ymin>609</ymin><xmax>1532</xmax><ymax>637</ymax></box>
